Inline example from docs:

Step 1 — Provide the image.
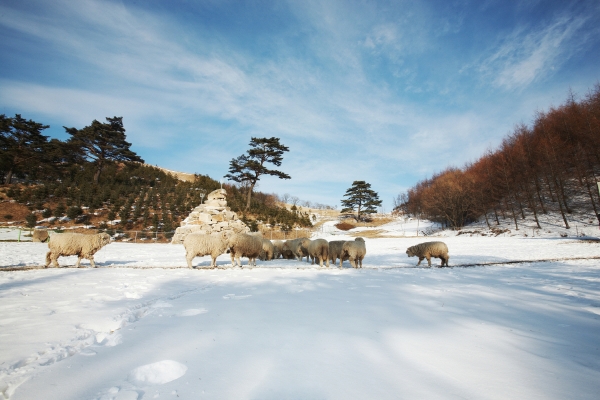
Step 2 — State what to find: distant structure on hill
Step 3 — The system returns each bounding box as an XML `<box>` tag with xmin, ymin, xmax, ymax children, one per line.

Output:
<box><xmin>145</xmin><ymin>164</ymin><xmax>196</xmax><ymax>182</ymax></box>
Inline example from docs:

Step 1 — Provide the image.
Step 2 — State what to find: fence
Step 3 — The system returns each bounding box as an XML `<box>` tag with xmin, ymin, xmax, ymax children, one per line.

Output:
<box><xmin>0</xmin><ymin>227</ymin><xmax>176</xmax><ymax>243</ymax></box>
<box><xmin>0</xmin><ymin>227</ymin><xmax>316</xmax><ymax>243</ymax></box>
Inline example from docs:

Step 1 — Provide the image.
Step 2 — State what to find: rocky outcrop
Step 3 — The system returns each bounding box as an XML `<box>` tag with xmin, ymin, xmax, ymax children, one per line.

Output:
<box><xmin>170</xmin><ymin>189</ymin><xmax>249</xmax><ymax>244</ymax></box>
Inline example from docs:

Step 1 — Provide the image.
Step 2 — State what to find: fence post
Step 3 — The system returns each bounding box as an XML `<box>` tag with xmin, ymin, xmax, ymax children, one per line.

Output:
<box><xmin>18</xmin><ymin>228</ymin><xmax>21</xmax><ymax>242</ymax></box>
<box><xmin>134</xmin><ymin>231</ymin><xmax>138</xmax><ymax>243</ymax></box>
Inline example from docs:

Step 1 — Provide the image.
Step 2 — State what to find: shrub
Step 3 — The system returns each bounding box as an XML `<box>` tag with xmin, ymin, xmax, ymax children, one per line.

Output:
<box><xmin>335</xmin><ymin>222</ymin><xmax>355</xmax><ymax>231</ymax></box>
<box><xmin>54</xmin><ymin>204</ymin><xmax>66</xmax><ymax>217</ymax></box>
<box><xmin>25</xmin><ymin>213</ymin><xmax>37</xmax><ymax>228</ymax></box>
<box><xmin>66</xmin><ymin>206</ymin><xmax>83</xmax><ymax>220</ymax></box>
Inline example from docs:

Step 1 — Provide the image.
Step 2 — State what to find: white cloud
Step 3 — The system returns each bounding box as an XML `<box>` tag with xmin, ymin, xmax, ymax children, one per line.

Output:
<box><xmin>477</xmin><ymin>13</ymin><xmax>590</xmax><ymax>90</ymax></box>
<box><xmin>1</xmin><ymin>0</ymin><xmax>598</xmax><ymax>209</ymax></box>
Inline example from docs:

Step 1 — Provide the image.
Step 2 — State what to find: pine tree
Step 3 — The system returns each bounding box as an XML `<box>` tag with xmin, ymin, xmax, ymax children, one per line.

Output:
<box><xmin>341</xmin><ymin>181</ymin><xmax>382</xmax><ymax>221</ymax></box>
<box><xmin>224</xmin><ymin>137</ymin><xmax>291</xmax><ymax>210</ymax></box>
<box><xmin>64</xmin><ymin>117</ymin><xmax>143</xmax><ymax>184</ymax></box>
<box><xmin>0</xmin><ymin>114</ymin><xmax>50</xmax><ymax>184</ymax></box>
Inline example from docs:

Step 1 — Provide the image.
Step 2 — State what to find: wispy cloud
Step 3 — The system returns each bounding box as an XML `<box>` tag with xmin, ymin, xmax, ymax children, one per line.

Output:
<box><xmin>1</xmin><ymin>0</ymin><xmax>599</xmax><ymax>208</ymax></box>
<box><xmin>476</xmin><ymin>13</ymin><xmax>590</xmax><ymax>90</ymax></box>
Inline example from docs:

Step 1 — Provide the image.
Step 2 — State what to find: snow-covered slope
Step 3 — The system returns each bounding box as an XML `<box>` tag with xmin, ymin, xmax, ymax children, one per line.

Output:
<box><xmin>1</xmin><ymin>221</ymin><xmax>599</xmax><ymax>399</ymax></box>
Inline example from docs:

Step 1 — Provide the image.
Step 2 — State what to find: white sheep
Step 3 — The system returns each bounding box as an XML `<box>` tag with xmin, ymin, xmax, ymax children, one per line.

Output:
<box><xmin>341</xmin><ymin>237</ymin><xmax>366</xmax><ymax>268</ymax></box>
<box><xmin>406</xmin><ymin>241</ymin><xmax>449</xmax><ymax>267</ymax></box>
<box><xmin>287</xmin><ymin>237</ymin><xmax>311</xmax><ymax>262</ymax></box>
<box><xmin>308</xmin><ymin>238</ymin><xmax>330</xmax><ymax>267</ymax></box>
<box><xmin>45</xmin><ymin>232</ymin><xmax>111</xmax><ymax>268</ymax></box>
<box><xmin>183</xmin><ymin>231</ymin><xmax>231</xmax><ymax>268</ymax></box>
<box><xmin>227</xmin><ymin>233</ymin><xmax>264</xmax><ymax>267</ymax></box>
<box><xmin>281</xmin><ymin>238</ymin><xmax>309</xmax><ymax>260</ymax></box>
<box><xmin>272</xmin><ymin>240</ymin><xmax>284</xmax><ymax>259</ymax></box>
<box><xmin>280</xmin><ymin>240</ymin><xmax>295</xmax><ymax>259</ymax></box>
<box><xmin>32</xmin><ymin>229</ymin><xmax>49</xmax><ymax>243</ymax></box>
<box><xmin>259</xmin><ymin>239</ymin><xmax>275</xmax><ymax>261</ymax></box>
<box><xmin>329</xmin><ymin>240</ymin><xmax>349</xmax><ymax>266</ymax></box>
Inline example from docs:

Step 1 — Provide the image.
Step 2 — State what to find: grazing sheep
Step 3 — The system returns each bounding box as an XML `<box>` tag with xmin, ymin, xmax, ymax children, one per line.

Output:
<box><xmin>272</xmin><ymin>240</ymin><xmax>284</xmax><ymax>259</ymax></box>
<box><xmin>308</xmin><ymin>238</ymin><xmax>330</xmax><ymax>267</ymax></box>
<box><xmin>341</xmin><ymin>237</ymin><xmax>366</xmax><ymax>268</ymax></box>
<box><xmin>280</xmin><ymin>240</ymin><xmax>296</xmax><ymax>259</ymax></box>
<box><xmin>281</xmin><ymin>238</ymin><xmax>309</xmax><ymax>260</ymax></box>
<box><xmin>45</xmin><ymin>232</ymin><xmax>111</xmax><ymax>268</ymax></box>
<box><xmin>298</xmin><ymin>238</ymin><xmax>312</xmax><ymax>262</ymax></box>
<box><xmin>259</xmin><ymin>239</ymin><xmax>275</xmax><ymax>261</ymax></box>
<box><xmin>32</xmin><ymin>229</ymin><xmax>49</xmax><ymax>243</ymax></box>
<box><xmin>288</xmin><ymin>237</ymin><xmax>311</xmax><ymax>262</ymax></box>
<box><xmin>183</xmin><ymin>231</ymin><xmax>231</xmax><ymax>268</ymax></box>
<box><xmin>406</xmin><ymin>241</ymin><xmax>449</xmax><ymax>267</ymax></box>
<box><xmin>329</xmin><ymin>240</ymin><xmax>349</xmax><ymax>266</ymax></box>
<box><xmin>227</xmin><ymin>233</ymin><xmax>264</xmax><ymax>267</ymax></box>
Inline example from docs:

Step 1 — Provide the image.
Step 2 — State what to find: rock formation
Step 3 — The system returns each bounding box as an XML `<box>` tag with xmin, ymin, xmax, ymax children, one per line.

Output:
<box><xmin>170</xmin><ymin>189</ymin><xmax>249</xmax><ymax>244</ymax></box>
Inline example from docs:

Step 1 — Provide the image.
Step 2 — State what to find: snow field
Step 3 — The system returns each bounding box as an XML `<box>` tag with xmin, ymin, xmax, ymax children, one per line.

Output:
<box><xmin>0</xmin><ymin>231</ymin><xmax>599</xmax><ymax>399</ymax></box>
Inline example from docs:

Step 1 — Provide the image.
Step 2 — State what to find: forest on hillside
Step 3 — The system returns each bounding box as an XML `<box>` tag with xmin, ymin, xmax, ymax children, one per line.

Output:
<box><xmin>0</xmin><ymin>116</ymin><xmax>312</xmax><ymax>234</ymax></box>
<box><xmin>396</xmin><ymin>85</ymin><xmax>600</xmax><ymax>230</ymax></box>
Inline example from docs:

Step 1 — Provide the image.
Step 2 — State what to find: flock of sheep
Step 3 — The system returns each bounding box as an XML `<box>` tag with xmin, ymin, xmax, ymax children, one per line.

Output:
<box><xmin>183</xmin><ymin>233</ymin><xmax>367</xmax><ymax>269</ymax></box>
<box><xmin>42</xmin><ymin>231</ymin><xmax>450</xmax><ymax>269</ymax></box>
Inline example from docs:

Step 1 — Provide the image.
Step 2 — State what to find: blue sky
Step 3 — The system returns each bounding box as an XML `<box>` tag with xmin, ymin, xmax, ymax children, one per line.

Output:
<box><xmin>1</xmin><ymin>0</ymin><xmax>599</xmax><ymax>210</ymax></box>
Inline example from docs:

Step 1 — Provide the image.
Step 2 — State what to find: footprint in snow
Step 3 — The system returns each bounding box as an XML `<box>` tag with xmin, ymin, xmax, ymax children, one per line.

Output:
<box><xmin>96</xmin><ymin>332</ymin><xmax>123</xmax><ymax>347</ymax></box>
<box><xmin>128</xmin><ymin>360</ymin><xmax>187</xmax><ymax>386</ymax></box>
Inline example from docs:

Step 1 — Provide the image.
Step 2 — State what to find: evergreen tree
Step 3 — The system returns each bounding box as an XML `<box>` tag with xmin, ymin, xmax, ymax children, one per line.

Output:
<box><xmin>0</xmin><ymin>114</ymin><xmax>50</xmax><ymax>184</ymax></box>
<box><xmin>25</xmin><ymin>213</ymin><xmax>38</xmax><ymax>229</ymax></box>
<box><xmin>224</xmin><ymin>137</ymin><xmax>291</xmax><ymax>210</ymax></box>
<box><xmin>64</xmin><ymin>116</ymin><xmax>143</xmax><ymax>184</ymax></box>
<box><xmin>340</xmin><ymin>181</ymin><xmax>382</xmax><ymax>221</ymax></box>
<box><xmin>54</xmin><ymin>203</ymin><xmax>66</xmax><ymax>218</ymax></box>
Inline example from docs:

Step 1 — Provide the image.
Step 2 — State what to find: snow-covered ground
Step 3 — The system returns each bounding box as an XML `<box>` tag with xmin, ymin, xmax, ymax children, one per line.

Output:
<box><xmin>1</xmin><ymin>219</ymin><xmax>600</xmax><ymax>399</ymax></box>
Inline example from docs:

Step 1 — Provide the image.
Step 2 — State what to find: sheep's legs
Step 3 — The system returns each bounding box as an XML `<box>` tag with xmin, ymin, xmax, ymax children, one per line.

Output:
<box><xmin>45</xmin><ymin>252</ymin><xmax>53</xmax><ymax>268</ymax></box>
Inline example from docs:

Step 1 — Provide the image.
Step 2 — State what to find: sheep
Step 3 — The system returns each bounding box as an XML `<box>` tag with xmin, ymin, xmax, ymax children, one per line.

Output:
<box><xmin>45</xmin><ymin>232</ymin><xmax>111</xmax><ymax>268</ymax></box>
<box><xmin>405</xmin><ymin>241</ymin><xmax>449</xmax><ymax>267</ymax></box>
<box><xmin>308</xmin><ymin>238</ymin><xmax>330</xmax><ymax>267</ymax></box>
<box><xmin>259</xmin><ymin>239</ymin><xmax>275</xmax><ymax>261</ymax></box>
<box><xmin>32</xmin><ymin>229</ymin><xmax>49</xmax><ymax>243</ymax></box>
<box><xmin>329</xmin><ymin>240</ymin><xmax>349</xmax><ymax>266</ymax></box>
<box><xmin>281</xmin><ymin>238</ymin><xmax>309</xmax><ymax>260</ymax></box>
<box><xmin>297</xmin><ymin>238</ymin><xmax>312</xmax><ymax>262</ymax></box>
<box><xmin>341</xmin><ymin>237</ymin><xmax>366</xmax><ymax>268</ymax></box>
<box><xmin>183</xmin><ymin>231</ymin><xmax>231</xmax><ymax>268</ymax></box>
<box><xmin>280</xmin><ymin>240</ymin><xmax>296</xmax><ymax>259</ymax></box>
<box><xmin>272</xmin><ymin>240</ymin><xmax>284</xmax><ymax>259</ymax></box>
<box><xmin>227</xmin><ymin>233</ymin><xmax>264</xmax><ymax>267</ymax></box>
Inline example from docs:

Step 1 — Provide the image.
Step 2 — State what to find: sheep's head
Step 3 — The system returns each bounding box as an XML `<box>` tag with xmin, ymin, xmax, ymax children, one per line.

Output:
<box><xmin>99</xmin><ymin>232</ymin><xmax>111</xmax><ymax>246</ymax></box>
<box><xmin>220</xmin><ymin>231</ymin><xmax>233</xmax><ymax>240</ymax></box>
<box><xmin>406</xmin><ymin>247</ymin><xmax>415</xmax><ymax>257</ymax></box>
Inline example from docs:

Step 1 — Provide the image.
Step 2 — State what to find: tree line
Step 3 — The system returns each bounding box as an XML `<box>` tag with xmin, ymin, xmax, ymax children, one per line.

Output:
<box><xmin>395</xmin><ymin>85</ymin><xmax>600</xmax><ymax>230</ymax></box>
<box><xmin>1</xmin><ymin>115</ymin><xmax>312</xmax><ymax>231</ymax></box>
